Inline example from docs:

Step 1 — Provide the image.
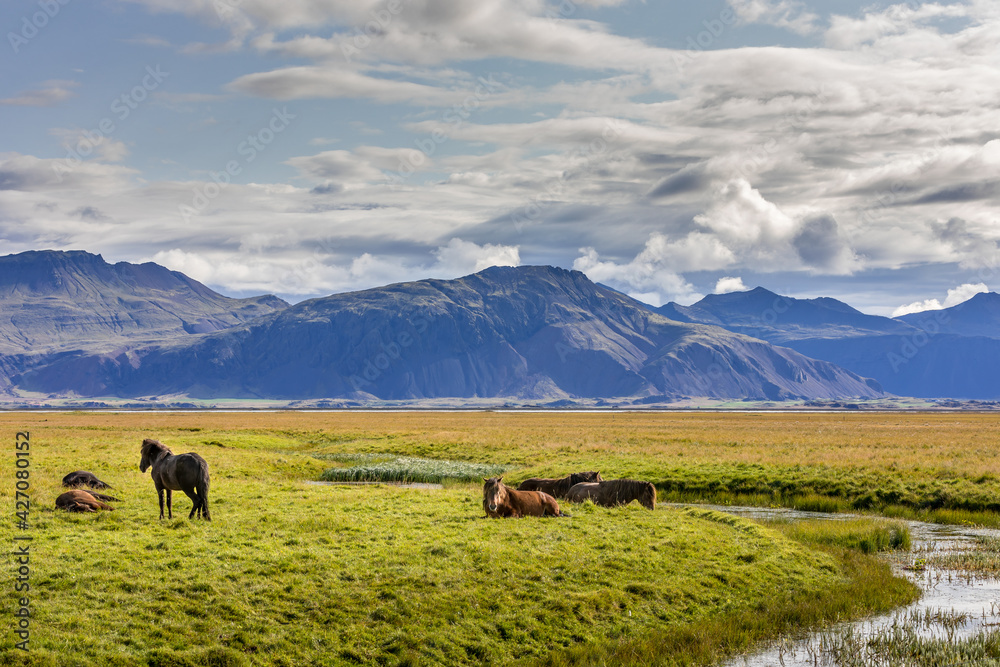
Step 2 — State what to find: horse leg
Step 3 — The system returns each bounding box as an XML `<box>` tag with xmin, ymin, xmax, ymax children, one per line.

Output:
<box><xmin>182</xmin><ymin>488</ymin><xmax>199</xmax><ymax>519</ymax></box>
<box><xmin>157</xmin><ymin>486</ymin><xmax>165</xmax><ymax>520</ymax></box>
<box><xmin>199</xmin><ymin>484</ymin><xmax>210</xmax><ymax>521</ymax></box>
<box><xmin>166</xmin><ymin>489</ymin><xmax>173</xmax><ymax>519</ymax></box>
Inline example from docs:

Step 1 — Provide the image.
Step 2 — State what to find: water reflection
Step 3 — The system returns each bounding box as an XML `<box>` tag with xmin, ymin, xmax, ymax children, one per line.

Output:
<box><xmin>669</xmin><ymin>505</ymin><xmax>1000</xmax><ymax>666</ymax></box>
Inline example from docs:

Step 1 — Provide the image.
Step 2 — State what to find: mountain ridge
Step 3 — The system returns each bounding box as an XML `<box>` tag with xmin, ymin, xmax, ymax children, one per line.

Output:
<box><xmin>4</xmin><ymin>259</ymin><xmax>885</xmax><ymax>401</ymax></box>
<box><xmin>658</xmin><ymin>287</ymin><xmax>1000</xmax><ymax>398</ymax></box>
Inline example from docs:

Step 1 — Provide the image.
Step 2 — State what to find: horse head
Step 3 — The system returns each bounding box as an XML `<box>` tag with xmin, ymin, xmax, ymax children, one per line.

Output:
<box><xmin>139</xmin><ymin>438</ymin><xmax>170</xmax><ymax>473</ymax></box>
<box><xmin>482</xmin><ymin>476</ymin><xmax>506</xmax><ymax>514</ymax></box>
<box><xmin>641</xmin><ymin>482</ymin><xmax>656</xmax><ymax>510</ymax></box>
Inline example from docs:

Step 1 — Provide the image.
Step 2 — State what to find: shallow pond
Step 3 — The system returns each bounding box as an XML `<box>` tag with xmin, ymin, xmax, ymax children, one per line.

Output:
<box><xmin>692</xmin><ymin>506</ymin><xmax>1000</xmax><ymax>666</ymax></box>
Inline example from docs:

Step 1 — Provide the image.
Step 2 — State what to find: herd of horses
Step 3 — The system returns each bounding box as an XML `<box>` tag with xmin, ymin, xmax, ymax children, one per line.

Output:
<box><xmin>57</xmin><ymin>439</ymin><xmax>654</xmax><ymax>521</ymax></box>
<box><xmin>56</xmin><ymin>438</ymin><xmax>211</xmax><ymax>520</ymax></box>
<box><xmin>483</xmin><ymin>472</ymin><xmax>656</xmax><ymax>518</ymax></box>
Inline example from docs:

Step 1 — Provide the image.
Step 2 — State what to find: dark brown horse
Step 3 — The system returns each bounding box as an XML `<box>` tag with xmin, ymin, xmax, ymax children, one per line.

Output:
<box><xmin>517</xmin><ymin>471</ymin><xmax>603</xmax><ymax>498</ymax></box>
<box><xmin>483</xmin><ymin>476</ymin><xmax>564</xmax><ymax>518</ymax></box>
<box><xmin>62</xmin><ymin>470</ymin><xmax>112</xmax><ymax>490</ymax></box>
<box><xmin>55</xmin><ymin>490</ymin><xmax>115</xmax><ymax>512</ymax></box>
<box><xmin>566</xmin><ymin>479</ymin><xmax>657</xmax><ymax>510</ymax></box>
<box><xmin>139</xmin><ymin>439</ymin><xmax>211</xmax><ymax>521</ymax></box>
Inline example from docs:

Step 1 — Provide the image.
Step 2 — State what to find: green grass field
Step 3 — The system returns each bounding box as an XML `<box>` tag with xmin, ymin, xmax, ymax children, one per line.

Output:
<box><xmin>5</xmin><ymin>410</ymin><xmax>989</xmax><ymax>666</ymax></box>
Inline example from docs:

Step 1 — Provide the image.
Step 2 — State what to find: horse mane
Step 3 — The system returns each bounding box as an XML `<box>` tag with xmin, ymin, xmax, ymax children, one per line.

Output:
<box><xmin>141</xmin><ymin>438</ymin><xmax>172</xmax><ymax>459</ymax></box>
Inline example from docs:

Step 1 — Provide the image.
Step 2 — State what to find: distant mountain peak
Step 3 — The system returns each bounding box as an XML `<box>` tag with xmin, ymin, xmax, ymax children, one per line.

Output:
<box><xmin>897</xmin><ymin>291</ymin><xmax>1000</xmax><ymax>340</ymax></box>
<box><xmin>0</xmin><ymin>249</ymin><xmax>288</xmax><ymax>354</ymax></box>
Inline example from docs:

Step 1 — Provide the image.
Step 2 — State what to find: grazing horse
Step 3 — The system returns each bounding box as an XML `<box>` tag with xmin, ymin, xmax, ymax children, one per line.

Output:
<box><xmin>139</xmin><ymin>438</ymin><xmax>211</xmax><ymax>521</ymax></box>
<box><xmin>566</xmin><ymin>479</ymin><xmax>657</xmax><ymax>510</ymax></box>
<box><xmin>62</xmin><ymin>470</ymin><xmax>112</xmax><ymax>490</ymax></box>
<box><xmin>56</xmin><ymin>490</ymin><xmax>115</xmax><ymax>512</ymax></box>
<box><xmin>482</xmin><ymin>476</ymin><xmax>564</xmax><ymax>518</ymax></box>
<box><xmin>517</xmin><ymin>471</ymin><xmax>603</xmax><ymax>499</ymax></box>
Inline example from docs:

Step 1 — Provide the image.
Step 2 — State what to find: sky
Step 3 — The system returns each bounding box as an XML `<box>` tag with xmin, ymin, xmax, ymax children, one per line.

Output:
<box><xmin>1</xmin><ymin>0</ymin><xmax>998</xmax><ymax>316</ymax></box>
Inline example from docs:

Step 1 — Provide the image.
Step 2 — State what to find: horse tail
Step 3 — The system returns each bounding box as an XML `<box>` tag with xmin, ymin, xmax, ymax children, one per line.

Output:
<box><xmin>198</xmin><ymin>458</ymin><xmax>211</xmax><ymax>521</ymax></box>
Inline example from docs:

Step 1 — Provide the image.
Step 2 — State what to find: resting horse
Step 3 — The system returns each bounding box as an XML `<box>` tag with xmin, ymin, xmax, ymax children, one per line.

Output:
<box><xmin>139</xmin><ymin>438</ymin><xmax>211</xmax><ymax>521</ymax></box>
<box><xmin>566</xmin><ymin>479</ymin><xmax>657</xmax><ymax>510</ymax></box>
<box><xmin>517</xmin><ymin>471</ymin><xmax>602</xmax><ymax>499</ymax></box>
<box><xmin>62</xmin><ymin>470</ymin><xmax>113</xmax><ymax>490</ymax></box>
<box><xmin>483</xmin><ymin>476</ymin><xmax>564</xmax><ymax>518</ymax></box>
<box><xmin>56</xmin><ymin>490</ymin><xmax>115</xmax><ymax>512</ymax></box>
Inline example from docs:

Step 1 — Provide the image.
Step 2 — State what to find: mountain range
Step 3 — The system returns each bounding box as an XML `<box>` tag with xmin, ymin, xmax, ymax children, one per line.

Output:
<box><xmin>4</xmin><ymin>249</ymin><xmax>999</xmax><ymax>401</ymax></box>
<box><xmin>0</xmin><ymin>251</ymin><xmax>885</xmax><ymax>402</ymax></box>
<box><xmin>657</xmin><ymin>288</ymin><xmax>1000</xmax><ymax>399</ymax></box>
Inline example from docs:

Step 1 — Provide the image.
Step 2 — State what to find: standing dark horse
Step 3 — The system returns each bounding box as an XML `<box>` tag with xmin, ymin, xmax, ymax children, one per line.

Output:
<box><xmin>139</xmin><ymin>439</ymin><xmax>211</xmax><ymax>521</ymax></box>
<box><xmin>482</xmin><ymin>476</ymin><xmax>564</xmax><ymax>518</ymax></box>
<box><xmin>517</xmin><ymin>471</ymin><xmax>603</xmax><ymax>499</ymax></box>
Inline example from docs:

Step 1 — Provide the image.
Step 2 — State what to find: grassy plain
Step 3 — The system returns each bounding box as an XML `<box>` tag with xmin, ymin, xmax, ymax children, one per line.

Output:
<box><xmin>2</xmin><ymin>410</ymin><xmax>992</xmax><ymax>665</ymax></box>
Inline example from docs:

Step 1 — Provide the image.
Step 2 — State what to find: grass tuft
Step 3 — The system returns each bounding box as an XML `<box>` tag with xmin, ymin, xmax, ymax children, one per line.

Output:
<box><xmin>768</xmin><ymin>518</ymin><xmax>912</xmax><ymax>554</ymax></box>
<box><xmin>319</xmin><ymin>454</ymin><xmax>510</xmax><ymax>483</ymax></box>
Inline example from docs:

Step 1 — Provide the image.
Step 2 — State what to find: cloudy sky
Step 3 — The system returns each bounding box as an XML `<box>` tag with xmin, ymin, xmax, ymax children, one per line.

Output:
<box><xmin>1</xmin><ymin>0</ymin><xmax>998</xmax><ymax>315</ymax></box>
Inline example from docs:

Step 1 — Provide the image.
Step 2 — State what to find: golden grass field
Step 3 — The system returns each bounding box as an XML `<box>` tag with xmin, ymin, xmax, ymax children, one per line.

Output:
<box><xmin>2</xmin><ymin>410</ymin><xmax>995</xmax><ymax>666</ymax></box>
<box><xmin>5</xmin><ymin>409</ymin><xmax>999</xmax><ymax>472</ymax></box>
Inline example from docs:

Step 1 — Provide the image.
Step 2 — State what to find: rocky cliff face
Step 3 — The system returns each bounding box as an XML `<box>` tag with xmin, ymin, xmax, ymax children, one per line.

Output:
<box><xmin>12</xmin><ymin>265</ymin><xmax>885</xmax><ymax>400</ymax></box>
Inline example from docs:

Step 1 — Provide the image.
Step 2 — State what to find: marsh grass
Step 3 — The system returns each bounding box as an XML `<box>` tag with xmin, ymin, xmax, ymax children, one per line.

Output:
<box><xmin>928</xmin><ymin>535</ymin><xmax>1000</xmax><ymax>574</ymax></box>
<box><xmin>818</xmin><ymin>612</ymin><xmax>1000</xmax><ymax>666</ymax></box>
<box><xmin>768</xmin><ymin>518</ymin><xmax>912</xmax><ymax>554</ymax></box>
<box><xmin>318</xmin><ymin>454</ymin><xmax>510</xmax><ymax>483</ymax></box>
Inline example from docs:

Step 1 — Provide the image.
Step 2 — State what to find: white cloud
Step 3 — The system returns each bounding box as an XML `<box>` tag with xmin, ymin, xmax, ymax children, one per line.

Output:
<box><xmin>227</xmin><ymin>66</ymin><xmax>460</xmax><ymax>104</ymax></box>
<box><xmin>9</xmin><ymin>0</ymin><xmax>1000</xmax><ymax>315</ymax></box>
<box><xmin>0</xmin><ymin>81</ymin><xmax>78</xmax><ymax>107</ymax></box>
<box><xmin>893</xmin><ymin>298</ymin><xmax>943</xmax><ymax>317</ymax></box>
<box><xmin>715</xmin><ymin>276</ymin><xmax>748</xmax><ymax>294</ymax></box>
<box><xmin>50</xmin><ymin>129</ymin><xmax>130</xmax><ymax>163</ymax></box>
<box><xmin>432</xmin><ymin>238</ymin><xmax>520</xmax><ymax>275</ymax></box>
<box><xmin>152</xmin><ymin>239</ymin><xmax>520</xmax><ymax>297</ymax></box>
<box><xmin>693</xmin><ymin>179</ymin><xmax>798</xmax><ymax>267</ymax></box>
<box><xmin>825</xmin><ymin>3</ymin><xmax>971</xmax><ymax>50</ymax></box>
<box><xmin>728</xmin><ymin>0</ymin><xmax>820</xmax><ymax>35</ymax></box>
<box><xmin>944</xmin><ymin>282</ymin><xmax>989</xmax><ymax>307</ymax></box>
<box><xmin>285</xmin><ymin>149</ymin><xmax>392</xmax><ymax>184</ymax></box>
<box><xmin>572</xmin><ymin>238</ymin><xmax>708</xmax><ymax>307</ymax></box>
<box><xmin>892</xmin><ymin>282</ymin><xmax>989</xmax><ymax>317</ymax></box>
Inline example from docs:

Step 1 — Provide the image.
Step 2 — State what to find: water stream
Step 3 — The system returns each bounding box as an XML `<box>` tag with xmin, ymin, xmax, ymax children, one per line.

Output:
<box><xmin>692</xmin><ymin>505</ymin><xmax>1000</xmax><ymax>666</ymax></box>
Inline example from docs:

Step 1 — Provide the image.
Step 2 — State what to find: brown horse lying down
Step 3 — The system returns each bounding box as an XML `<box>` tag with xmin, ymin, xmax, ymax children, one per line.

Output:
<box><xmin>62</xmin><ymin>470</ymin><xmax>113</xmax><ymax>489</ymax></box>
<box><xmin>55</xmin><ymin>490</ymin><xmax>115</xmax><ymax>512</ymax></box>
<box><xmin>517</xmin><ymin>471</ymin><xmax>602</xmax><ymax>498</ymax></box>
<box><xmin>483</xmin><ymin>476</ymin><xmax>565</xmax><ymax>518</ymax></box>
<box><xmin>566</xmin><ymin>479</ymin><xmax>657</xmax><ymax>510</ymax></box>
